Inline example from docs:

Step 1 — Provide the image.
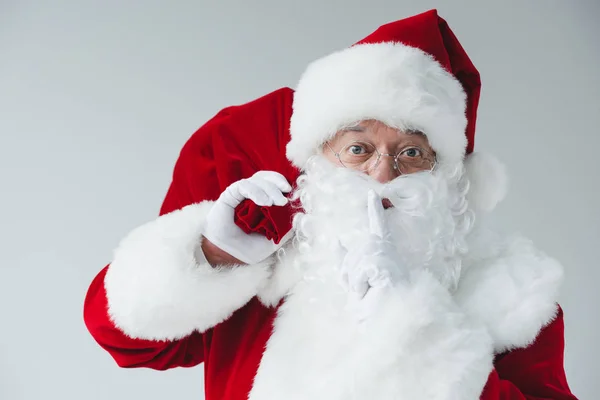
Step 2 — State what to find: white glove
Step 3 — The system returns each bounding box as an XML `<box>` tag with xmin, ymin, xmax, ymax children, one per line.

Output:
<box><xmin>203</xmin><ymin>171</ymin><xmax>293</xmax><ymax>265</ymax></box>
<box><xmin>338</xmin><ymin>190</ymin><xmax>408</xmax><ymax>321</ymax></box>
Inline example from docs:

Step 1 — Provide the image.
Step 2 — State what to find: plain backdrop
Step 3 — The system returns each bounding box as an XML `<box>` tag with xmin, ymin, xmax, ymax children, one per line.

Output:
<box><xmin>1</xmin><ymin>1</ymin><xmax>598</xmax><ymax>399</ymax></box>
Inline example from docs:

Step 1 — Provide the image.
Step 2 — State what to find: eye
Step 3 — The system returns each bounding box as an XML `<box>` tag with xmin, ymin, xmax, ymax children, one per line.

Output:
<box><xmin>343</xmin><ymin>142</ymin><xmax>374</xmax><ymax>157</ymax></box>
<box><xmin>401</xmin><ymin>147</ymin><xmax>422</xmax><ymax>158</ymax></box>
<box><xmin>348</xmin><ymin>145</ymin><xmax>367</xmax><ymax>155</ymax></box>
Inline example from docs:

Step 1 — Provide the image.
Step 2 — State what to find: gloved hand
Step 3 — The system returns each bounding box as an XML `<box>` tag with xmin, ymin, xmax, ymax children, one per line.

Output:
<box><xmin>338</xmin><ymin>190</ymin><xmax>408</xmax><ymax>321</ymax></box>
<box><xmin>203</xmin><ymin>171</ymin><xmax>294</xmax><ymax>265</ymax></box>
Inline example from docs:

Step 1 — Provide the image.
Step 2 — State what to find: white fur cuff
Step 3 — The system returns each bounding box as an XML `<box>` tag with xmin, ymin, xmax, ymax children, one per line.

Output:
<box><xmin>104</xmin><ymin>201</ymin><xmax>272</xmax><ymax>341</ymax></box>
<box><xmin>456</xmin><ymin>230</ymin><xmax>564</xmax><ymax>353</ymax></box>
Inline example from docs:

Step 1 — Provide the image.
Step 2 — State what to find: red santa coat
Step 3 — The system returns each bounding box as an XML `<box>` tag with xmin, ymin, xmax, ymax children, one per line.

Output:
<box><xmin>83</xmin><ymin>88</ymin><xmax>577</xmax><ymax>399</ymax></box>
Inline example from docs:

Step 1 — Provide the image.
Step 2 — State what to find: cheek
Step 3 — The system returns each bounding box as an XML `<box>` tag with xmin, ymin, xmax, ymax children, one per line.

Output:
<box><xmin>321</xmin><ymin>147</ymin><xmax>340</xmax><ymax>165</ymax></box>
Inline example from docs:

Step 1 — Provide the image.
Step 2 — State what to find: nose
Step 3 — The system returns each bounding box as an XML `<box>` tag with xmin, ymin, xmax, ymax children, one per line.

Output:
<box><xmin>369</xmin><ymin>155</ymin><xmax>399</xmax><ymax>183</ymax></box>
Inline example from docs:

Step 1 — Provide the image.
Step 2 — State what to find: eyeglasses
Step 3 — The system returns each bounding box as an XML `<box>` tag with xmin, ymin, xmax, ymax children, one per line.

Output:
<box><xmin>325</xmin><ymin>141</ymin><xmax>436</xmax><ymax>175</ymax></box>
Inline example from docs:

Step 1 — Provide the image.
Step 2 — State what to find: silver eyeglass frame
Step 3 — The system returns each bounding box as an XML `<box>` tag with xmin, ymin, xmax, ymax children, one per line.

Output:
<box><xmin>325</xmin><ymin>141</ymin><xmax>437</xmax><ymax>174</ymax></box>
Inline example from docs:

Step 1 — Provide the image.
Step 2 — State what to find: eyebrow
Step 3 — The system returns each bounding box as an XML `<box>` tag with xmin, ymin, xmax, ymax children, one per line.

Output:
<box><xmin>340</xmin><ymin>125</ymin><xmax>366</xmax><ymax>134</ymax></box>
<box><xmin>405</xmin><ymin>128</ymin><xmax>425</xmax><ymax>136</ymax></box>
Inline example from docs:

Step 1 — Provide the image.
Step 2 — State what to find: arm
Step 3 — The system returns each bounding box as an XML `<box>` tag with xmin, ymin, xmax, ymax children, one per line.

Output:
<box><xmin>83</xmin><ymin>89</ymin><xmax>296</xmax><ymax>368</ymax></box>
<box><xmin>83</xmin><ymin>193</ymin><xmax>273</xmax><ymax>370</ymax></box>
<box><xmin>101</xmin><ymin>200</ymin><xmax>274</xmax><ymax>342</ymax></box>
<box><xmin>201</xmin><ymin>237</ymin><xmax>244</xmax><ymax>266</ymax></box>
<box><xmin>84</xmin><ymin>265</ymin><xmax>205</xmax><ymax>370</ymax></box>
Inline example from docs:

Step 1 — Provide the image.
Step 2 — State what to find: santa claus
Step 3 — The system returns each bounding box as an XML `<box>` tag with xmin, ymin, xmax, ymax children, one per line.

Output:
<box><xmin>83</xmin><ymin>9</ymin><xmax>578</xmax><ymax>400</ymax></box>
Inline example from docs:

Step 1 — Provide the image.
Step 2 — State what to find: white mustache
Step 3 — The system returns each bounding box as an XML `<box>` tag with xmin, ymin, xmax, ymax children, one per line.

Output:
<box><xmin>291</xmin><ymin>155</ymin><xmax>473</xmax><ymax>291</ymax></box>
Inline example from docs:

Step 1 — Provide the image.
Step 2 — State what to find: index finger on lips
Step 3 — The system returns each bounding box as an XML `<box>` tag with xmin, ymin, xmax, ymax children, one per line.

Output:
<box><xmin>368</xmin><ymin>190</ymin><xmax>387</xmax><ymax>239</ymax></box>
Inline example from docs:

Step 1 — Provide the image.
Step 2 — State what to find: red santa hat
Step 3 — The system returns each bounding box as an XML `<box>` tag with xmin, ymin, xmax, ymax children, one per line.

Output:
<box><xmin>287</xmin><ymin>9</ymin><xmax>507</xmax><ymax>211</ymax></box>
<box><xmin>162</xmin><ymin>10</ymin><xmax>508</xmax><ymax>245</ymax></box>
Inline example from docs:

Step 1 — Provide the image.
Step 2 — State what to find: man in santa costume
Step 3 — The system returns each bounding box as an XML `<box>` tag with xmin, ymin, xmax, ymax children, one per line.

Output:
<box><xmin>84</xmin><ymin>9</ymin><xmax>578</xmax><ymax>400</ymax></box>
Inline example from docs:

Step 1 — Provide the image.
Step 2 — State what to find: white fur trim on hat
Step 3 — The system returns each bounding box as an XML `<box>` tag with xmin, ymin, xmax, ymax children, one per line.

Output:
<box><xmin>287</xmin><ymin>42</ymin><xmax>468</xmax><ymax>169</ymax></box>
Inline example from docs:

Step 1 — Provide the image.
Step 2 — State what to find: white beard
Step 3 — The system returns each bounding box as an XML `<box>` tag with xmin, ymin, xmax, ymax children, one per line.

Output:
<box><xmin>249</xmin><ymin>157</ymin><xmax>494</xmax><ymax>400</ymax></box>
<box><xmin>290</xmin><ymin>155</ymin><xmax>473</xmax><ymax>292</ymax></box>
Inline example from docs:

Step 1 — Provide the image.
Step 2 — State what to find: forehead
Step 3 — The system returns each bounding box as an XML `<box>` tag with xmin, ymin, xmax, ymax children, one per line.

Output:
<box><xmin>337</xmin><ymin>119</ymin><xmax>428</xmax><ymax>142</ymax></box>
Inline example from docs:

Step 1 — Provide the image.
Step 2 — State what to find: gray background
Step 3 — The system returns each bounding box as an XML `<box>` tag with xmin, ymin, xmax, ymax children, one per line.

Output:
<box><xmin>1</xmin><ymin>1</ymin><xmax>598</xmax><ymax>399</ymax></box>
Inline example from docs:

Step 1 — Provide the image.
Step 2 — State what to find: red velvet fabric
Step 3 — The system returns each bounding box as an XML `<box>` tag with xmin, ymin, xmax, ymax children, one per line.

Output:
<box><xmin>479</xmin><ymin>307</ymin><xmax>577</xmax><ymax>399</ymax></box>
<box><xmin>234</xmin><ymin>200</ymin><xmax>298</xmax><ymax>244</ymax></box>
<box><xmin>159</xmin><ymin>87</ymin><xmax>300</xmax><ymax>219</ymax></box>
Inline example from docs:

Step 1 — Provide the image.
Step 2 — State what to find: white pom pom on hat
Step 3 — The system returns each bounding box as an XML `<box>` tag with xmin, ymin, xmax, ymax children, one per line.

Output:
<box><xmin>464</xmin><ymin>152</ymin><xmax>509</xmax><ymax>212</ymax></box>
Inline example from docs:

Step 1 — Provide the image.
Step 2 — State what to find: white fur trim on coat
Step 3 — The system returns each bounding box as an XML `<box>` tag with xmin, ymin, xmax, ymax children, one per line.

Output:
<box><xmin>455</xmin><ymin>228</ymin><xmax>564</xmax><ymax>353</ymax></box>
<box><xmin>256</xmin><ymin>245</ymin><xmax>303</xmax><ymax>308</ymax></box>
<box><xmin>104</xmin><ymin>201</ymin><xmax>272</xmax><ymax>341</ymax></box>
<box><xmin>288</xmin><ymin>42</ymin><xmax>468</xmax><ymax>169</ymax></box>
<box><xmin>249</xmin><ymin>270</ymin><xmax>494</xmax><ymax>400</ymax></box>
